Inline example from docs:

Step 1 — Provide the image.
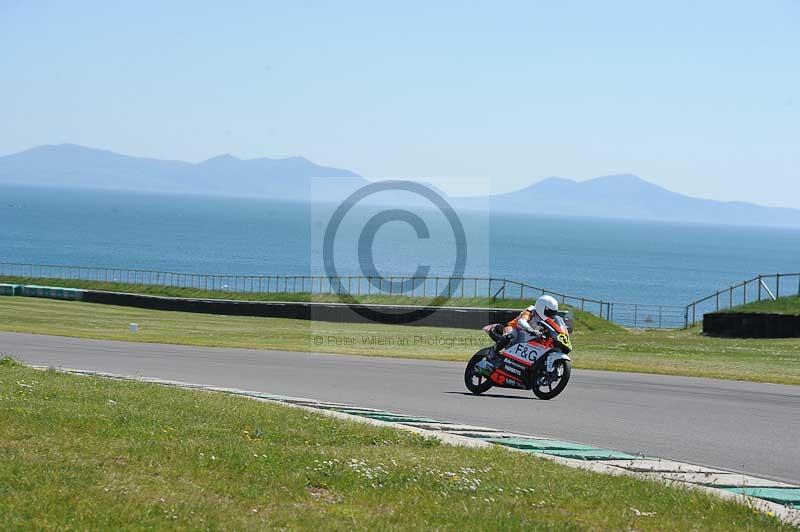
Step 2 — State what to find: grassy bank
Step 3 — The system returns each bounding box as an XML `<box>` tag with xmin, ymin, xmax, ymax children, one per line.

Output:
<box><xmin>723</xmin><ymin>296</ymin><xmax>800</xmax><ymax>316</ymax></box>
<box><xmin>0</xmin><ymin>275</ymin><xmax>619</xmax><ymax>334</ymax></box>
<box><xmin>1</xmin><ymin>296</ymin><xmax>799</xmax><ymax>385</ymax></box>
<box><xmin>0</xmin><ymin>359</ymin><xmax>789</xmax><ymax>530</ymax></box>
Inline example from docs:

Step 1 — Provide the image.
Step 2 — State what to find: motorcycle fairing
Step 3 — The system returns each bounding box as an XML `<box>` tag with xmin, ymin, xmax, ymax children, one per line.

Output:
<box><xmin>489</xmin><ymin>368</ymin><xmax>527</xmax><ymax>389</ymax></box>
<box><xmin>500</xmin><ymin>340</ymin><xmax>549</xmax><ymax>367</ymax></box>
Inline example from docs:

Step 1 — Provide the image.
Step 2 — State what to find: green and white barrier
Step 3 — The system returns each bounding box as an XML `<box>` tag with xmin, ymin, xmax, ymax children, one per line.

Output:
<box><xmin>0</xmin><ymin>283</ymin><xmax>21</xmax><ymax>296</ymax></box>
<box><xmin>18</xmin><ymin>285</ymin><xmax>86</xmax><ymax>301</ymax></box>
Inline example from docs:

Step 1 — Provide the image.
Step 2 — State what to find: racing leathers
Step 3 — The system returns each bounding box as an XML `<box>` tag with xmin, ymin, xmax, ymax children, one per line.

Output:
<box><xmin>474</xmin><ymin>305</ymin><xmax>546</xmax><ymax>377</ymax></box>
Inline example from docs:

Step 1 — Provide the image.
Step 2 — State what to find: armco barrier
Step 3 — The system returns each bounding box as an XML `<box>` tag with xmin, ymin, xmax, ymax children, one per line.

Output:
<box><xmin>81</xmin><ymin>290</ymin><xmax>522</xmax><ymax>330</ymax></box>
<box><xmin>0</xmin><ymin>283</ymin><xmax>21</xmax><ymax>296</ymax></box>
<box><xmin>3</xmin><ymin>286</ymin><xmax>575</xmax><ymax>330</ymax></box>
<box><xmin>703</xmin><ymin>312</ymin><xmax>800</xmax><ymax>338</ymax></box>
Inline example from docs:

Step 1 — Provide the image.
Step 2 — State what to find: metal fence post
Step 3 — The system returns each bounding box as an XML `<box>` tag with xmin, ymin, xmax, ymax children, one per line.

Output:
<box><xmin>777</xmin><ymin>273</ymin><xmax>781</xmax><ymax>298</ymax></box>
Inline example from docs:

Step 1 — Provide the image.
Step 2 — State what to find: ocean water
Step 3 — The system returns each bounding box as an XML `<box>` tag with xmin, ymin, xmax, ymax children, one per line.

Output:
<box><xmin>2</xmin><ymin>184</ymin><xmax>799</xmax><ymax>306</ymax></box>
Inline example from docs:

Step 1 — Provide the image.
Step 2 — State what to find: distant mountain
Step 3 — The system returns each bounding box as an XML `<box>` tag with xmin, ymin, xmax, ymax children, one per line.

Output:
<box><xmin>0</xmin><ymin>144</ymin><xmax>368</xmax><ymax>200</ymax></box>
<box><xmin>2</xmin><ymin>145</ymin><xmax>799</xmax><ymax>227</ymax></box>
<box><xmin>474</xmin><ymin>174</ymin><xmax>800</xmax><ymax>228</ymax></box>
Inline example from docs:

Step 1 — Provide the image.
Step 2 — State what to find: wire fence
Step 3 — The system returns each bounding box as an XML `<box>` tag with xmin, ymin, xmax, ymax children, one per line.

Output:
<box><xmin>0</xmin><ymin>261</ymin><xmax>625</xmax><ymax>318</ymax></box>
<box><xmin>685</xmin><ymin>273</ymin><xmax>800</xmax><ymax>327</ymax></box>
<box><xmin>608</xmin><ymin>303</ymin><xmax>688</xmax><ymax>329</ymax></box>
<box><xmin>3</xmin><ymin>261</ymin><xmax>764</xmax><ymax>330</ymax></box>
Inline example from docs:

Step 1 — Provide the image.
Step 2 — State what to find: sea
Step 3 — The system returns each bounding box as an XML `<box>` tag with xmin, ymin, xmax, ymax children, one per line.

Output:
<box><xmin>2</xmin><ymin>183</ymin><xmax>799</xmax><ymax>306</ymax></box>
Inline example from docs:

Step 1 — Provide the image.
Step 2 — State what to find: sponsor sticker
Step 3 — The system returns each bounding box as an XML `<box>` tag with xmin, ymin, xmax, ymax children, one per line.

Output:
<box><xmin>508</xmin><ymin>342</ymin><xmax>545</xmax><ymax>362</ymax></box>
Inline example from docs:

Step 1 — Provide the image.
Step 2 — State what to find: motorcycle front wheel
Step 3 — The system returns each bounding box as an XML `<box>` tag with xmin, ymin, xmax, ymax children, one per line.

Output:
<box><xmin>464</xmin><ymin>348</ymin><xmax>494</xmax><ymax>395</ymax></box>
<box><xmin>532</xmin><ymin>359</ymin><xmax>571</xmax><ymax>400</ymax></box>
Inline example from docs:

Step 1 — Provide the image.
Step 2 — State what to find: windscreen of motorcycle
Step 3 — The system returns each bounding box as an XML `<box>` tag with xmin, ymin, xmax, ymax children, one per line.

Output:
<box><xmin>551</xmin><ymin>315</ymin><xmax>568</xmax><ymax>334</ymax></box>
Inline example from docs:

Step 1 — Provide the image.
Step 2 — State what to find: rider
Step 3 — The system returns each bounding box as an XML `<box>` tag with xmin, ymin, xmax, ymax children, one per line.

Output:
<box><xmin>475</xmin><ymin>295</ymin><xmax>560</xmax><ymax>376</ymax></box>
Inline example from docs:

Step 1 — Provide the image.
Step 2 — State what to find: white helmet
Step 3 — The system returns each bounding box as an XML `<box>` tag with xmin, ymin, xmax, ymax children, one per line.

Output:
<box><xmin>534</xmin><ymin>295</ymin><xmax>559</xmax><ymax>319</ymax></box>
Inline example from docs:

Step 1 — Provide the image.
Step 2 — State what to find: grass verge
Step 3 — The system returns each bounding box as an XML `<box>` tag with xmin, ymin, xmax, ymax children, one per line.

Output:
<box><xmin>1</xmin><ymin>296</ymin><xmax>799</xmax><ymax>385</ymax></box>
<box><xmin>0</xmin><ymin>359</ymin><xmax>790</xmax><ymax>530</ymax></box>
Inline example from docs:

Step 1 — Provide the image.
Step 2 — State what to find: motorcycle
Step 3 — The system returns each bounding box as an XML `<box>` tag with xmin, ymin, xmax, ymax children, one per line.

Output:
<box><xmin>464</xmin><ymin>314</ymin><xmax>573</xmax><ymax>400</ymax></box>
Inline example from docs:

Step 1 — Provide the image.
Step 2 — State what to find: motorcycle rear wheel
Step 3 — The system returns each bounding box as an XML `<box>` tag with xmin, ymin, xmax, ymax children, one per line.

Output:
<box><xmin>532</xmin><ymin>359</ymin><xmax>571</xmax><ymax>400</ymax></box>
<box><xmin>464</xmin><ymin>348</ymin><xmax>494</xmax><ymax>395</ymax></box>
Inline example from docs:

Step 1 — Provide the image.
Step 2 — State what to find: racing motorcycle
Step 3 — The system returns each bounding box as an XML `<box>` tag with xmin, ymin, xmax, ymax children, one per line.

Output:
<box><xmin>464</xmin><ymin>314</ymin><xmax>573</xmax><ymax>400</ymax></box>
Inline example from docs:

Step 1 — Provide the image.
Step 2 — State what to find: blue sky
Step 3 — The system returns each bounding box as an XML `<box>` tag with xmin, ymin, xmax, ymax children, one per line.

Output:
<box><xmin>2</xmin><ymin>1</ymin><xmax>798</xmax><ymax>207</ymax></box>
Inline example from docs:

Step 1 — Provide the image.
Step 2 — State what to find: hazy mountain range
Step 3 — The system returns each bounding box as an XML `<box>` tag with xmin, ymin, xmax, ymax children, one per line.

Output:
<box><xmin>477</xmin><ymin>175</ymin><xmax>800</xmax><ymax>228</ymax></box>
<box><xmin>0</xmin><ymin>143</ymin><xmax>366</xmax><ymax>202</ymax></box>
<box><xmin>2</xmin><ymin>143</ymin><xmax>799</xmax><ymax>227</ymax></box>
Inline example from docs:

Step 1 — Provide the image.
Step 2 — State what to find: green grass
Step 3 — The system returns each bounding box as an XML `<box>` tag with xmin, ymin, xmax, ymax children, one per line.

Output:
<box><xmin>0</xmin><ymin>360</ymin><xmax>789</xmax><ymax>531</ymax></box>
<box><xmin>573</xmin><ymin>326</ymin><xmax>800</xmax><ymax>384</ymax></box>
<box><xmin>723</xmin><ymin>296</ymin><xmax>800</xmax><ymax>316</ymax></box>
<box><xmin>1</xmin><ymin>296</ymin><xmax>799</xmax><ymax>385</ymax></box>
<box><xmin>0</xmin><ymin>275</ymin><xmax>622</xmax><ymax>333</ymax></box>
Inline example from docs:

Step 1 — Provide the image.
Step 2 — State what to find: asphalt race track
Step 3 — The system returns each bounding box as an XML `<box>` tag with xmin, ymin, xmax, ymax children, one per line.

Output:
<box><xmin>3</xmin><ymin>331</ymin><xmax>798</xmax><ymax>484</ymax></box>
